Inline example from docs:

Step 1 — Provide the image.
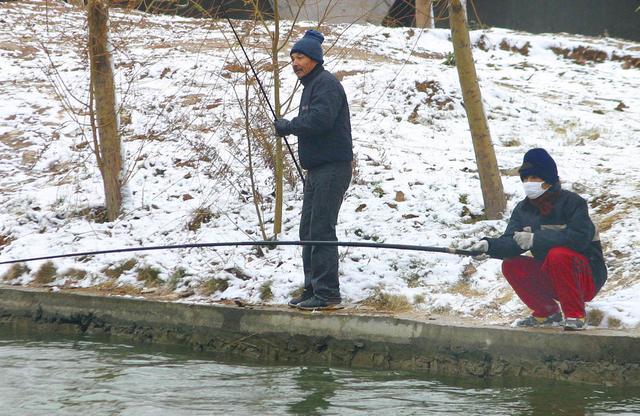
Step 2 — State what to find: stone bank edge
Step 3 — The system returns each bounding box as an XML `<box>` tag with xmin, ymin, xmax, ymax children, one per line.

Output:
<box><xmin>0</xmin><ymin>286</ymin><xmax>638</xmax><ymax>386</ymax></box>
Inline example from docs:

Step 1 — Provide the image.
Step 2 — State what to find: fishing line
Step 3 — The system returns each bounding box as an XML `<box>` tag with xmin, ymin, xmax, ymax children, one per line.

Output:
<box><xmin>225</xmin><ymin>16</ymin><xmax>306</xmax><ymax>185</ymax></box>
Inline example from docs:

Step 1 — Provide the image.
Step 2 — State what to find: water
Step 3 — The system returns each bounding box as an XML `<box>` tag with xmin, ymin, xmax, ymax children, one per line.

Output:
<box><xmin>1</xmin><ymin>329</ymin><xmax>639</xmax><ymax>415</ymax></box>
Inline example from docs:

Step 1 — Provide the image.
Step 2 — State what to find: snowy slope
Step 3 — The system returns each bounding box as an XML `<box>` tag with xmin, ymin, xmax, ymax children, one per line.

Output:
<box><xmin>1</xmin><ymin>0</ymin><xmax>639</xmax><ymax>328</ymax></box>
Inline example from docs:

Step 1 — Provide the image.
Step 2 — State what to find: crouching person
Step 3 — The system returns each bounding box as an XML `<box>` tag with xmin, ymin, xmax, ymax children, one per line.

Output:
<box><xmin>472</xmin><ymin>148</ymin><xmax>607</xmax><ymax>331</ymax></box>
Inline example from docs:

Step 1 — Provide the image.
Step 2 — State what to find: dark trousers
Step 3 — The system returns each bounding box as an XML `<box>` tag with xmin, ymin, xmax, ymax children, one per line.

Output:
<box><xmin>502</xmin><ymin>247</ymin><xmax>596</xmax><ymax>319</ymax></box>
<box><xmin>299</xmin><ymin>161</ymin><xmax>352</xmax><ymax>302</ymax></box>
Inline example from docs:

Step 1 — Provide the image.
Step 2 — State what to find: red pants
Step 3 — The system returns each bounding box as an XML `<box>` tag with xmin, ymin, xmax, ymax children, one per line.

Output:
<box><xmin>502</xmin><ymin>247</ymin><xmax>596</xmax><ymax>319</ymax></box>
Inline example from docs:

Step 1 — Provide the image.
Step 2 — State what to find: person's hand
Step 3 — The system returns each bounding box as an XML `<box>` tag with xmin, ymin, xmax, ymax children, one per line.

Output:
<box><xmin>514</xmin><ymin>231</ymin><xmax>534</xmax><ymax>250</ymax></box>
<box><xmin>470</xmin><ymin>240</ymin><xmax>489</xmax><ymax>260</ymax></box>
<box><xmin>471</xmin><ymin>240</ymin><xmax>488</xmax><ymax>253</ymax></box>
<box><xmin>274</xmin><ymin>118</ymin><xmax>291</xmax><ymax>137</ymax></box>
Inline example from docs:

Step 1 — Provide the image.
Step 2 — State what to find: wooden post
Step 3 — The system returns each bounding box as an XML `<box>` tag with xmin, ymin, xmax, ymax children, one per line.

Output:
<box><xmin>449</xmin><ymin>0</ymin><xmax>506</xmax><ymax>219</ymax></box>
<box><xmin>88</xmin><ymin>0</ymin><xmax>122</xmax><ymax>221</ymax></box>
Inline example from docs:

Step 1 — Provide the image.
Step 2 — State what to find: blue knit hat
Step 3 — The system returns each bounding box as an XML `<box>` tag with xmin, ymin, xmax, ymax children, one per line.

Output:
<box><xmin>518</xmin><ymin>148</ymin><xmax>559</xmax><ymax>184</ymax></box>
<box><xmin>290</xmin><ymin>30</ymin><xmax>324</xmax><ymax>64</ymax></box>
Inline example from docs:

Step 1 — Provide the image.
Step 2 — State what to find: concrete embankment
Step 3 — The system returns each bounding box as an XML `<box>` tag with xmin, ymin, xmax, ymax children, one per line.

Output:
<box><xmin>0</xmin><ymin>285</ymin><xmax>639</xmax><ymax>386</ymax></box>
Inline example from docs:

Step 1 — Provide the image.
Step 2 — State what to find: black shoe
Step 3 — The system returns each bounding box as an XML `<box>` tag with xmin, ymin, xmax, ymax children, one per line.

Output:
<box><xmin>288</xmin><ymin>291</ymin><xmax>313</xmax><ymax>308</ymax></box>
<box><xmin>296</xmin><ymin>296</ymin><xmax>342</xmax><ymax>311</ymax></box>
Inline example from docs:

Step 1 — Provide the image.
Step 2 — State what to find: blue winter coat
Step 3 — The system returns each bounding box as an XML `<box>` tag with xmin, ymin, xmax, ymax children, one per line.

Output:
<box><xmin>288</xmin><ymin>65</ymin><xmax>353</xmax><ymax>170</ymax></box>
<box><xmin>485</xmin><ymin>185</ymin><xmax>607</xmax><ymax>291</ymax></box>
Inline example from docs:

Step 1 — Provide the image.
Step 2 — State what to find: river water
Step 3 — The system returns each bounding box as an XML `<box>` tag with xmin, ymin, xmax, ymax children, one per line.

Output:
<box><xmin>1</xmin><ymin>328</ymin><xmax>640</xmax><ymax>415</ymax></box>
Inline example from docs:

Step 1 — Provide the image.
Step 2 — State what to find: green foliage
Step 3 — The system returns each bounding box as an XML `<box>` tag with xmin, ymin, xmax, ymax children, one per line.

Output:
<box><xmin>443</xmin><ymin>51</ymin><xmax>456</xmax><ymax>67</ymax></box>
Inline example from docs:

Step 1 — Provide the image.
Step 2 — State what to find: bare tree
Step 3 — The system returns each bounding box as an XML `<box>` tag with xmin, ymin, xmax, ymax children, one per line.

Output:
<box><xmin>88</xmin><ymin>0</ymin><xmax>123</xmax><ymax>221</ymax></box>
<box><xmin>448</xmin><ymin>0</ymin><xmax>505</xmax><ymax>219</ymax></box>
<box><xmin>415</xmin><ymin>0</ymin><xmax>434</xmax><ymax>28</ymax></box>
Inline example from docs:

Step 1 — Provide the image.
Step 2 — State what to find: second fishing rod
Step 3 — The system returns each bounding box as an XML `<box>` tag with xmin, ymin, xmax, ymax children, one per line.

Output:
<box><xmin>226</xmin><ymin>16</ymin><xmax>306</xmax><ymax>186</ymax></box>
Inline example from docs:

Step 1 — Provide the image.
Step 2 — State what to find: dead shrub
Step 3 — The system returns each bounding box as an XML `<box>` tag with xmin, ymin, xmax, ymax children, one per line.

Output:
<box><xmin>102</xmin><ymin>259</ymin><xmax>138</xmax><ymax>279</ymax></box>
<box><xmin>2</xmin><ymin>263</ymin><xmax>30</xmax><ymax>281</ymax></box>
<box><xmin>60</xmin><ymin>268</ymin><xmax>88</xmax><ymax>281</ymax></box>
<box><xmin>136</xmin><ymin>266</ymin><xmax>162</xmax><ymax>286</ymax></box>
<box><xmin>362</xmin><ymin>288</ymin><xmax>412</xmax><ymax>312</ymax></box>
<box><xmin>34</xmin><ymin>261</ymin><xmax>57</xmax><ymax>284</ymax></box>
<box><xmin>259</xmin><ymin>281</ymin><xmax>273</xmax><ymax>301</ymax></box>
<box><xmin>198</xmin><ymin>278</ymin><xmax>229</xmax><ymax>296</ymax></box>
<box><xmin>187</xmin><ymin>207</ymin><xmax>214</xmax><ymax>231</ymax></box>
<box><xmin>587</xmin><ymin>308</ymin><xmax>604</xmax><ymax>326</ymax></box>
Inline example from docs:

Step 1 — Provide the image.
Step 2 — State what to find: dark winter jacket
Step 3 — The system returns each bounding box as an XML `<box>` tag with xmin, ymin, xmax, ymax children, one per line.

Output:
<box><xmin>485</xmin><ymin>185</ymin><xmax>607</xmax><ymax>291</ymax></box>
<box><xmin>288</xmin><ymin>65</ymin><xmax>353</xmax><ymax>170</ymax></box>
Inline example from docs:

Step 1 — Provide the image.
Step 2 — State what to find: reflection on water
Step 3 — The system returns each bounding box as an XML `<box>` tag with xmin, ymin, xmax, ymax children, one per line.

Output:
<box><xmin>0</xmin><ymin>328</ymin><xmax>639</xmax><ymax>415</ymax></box>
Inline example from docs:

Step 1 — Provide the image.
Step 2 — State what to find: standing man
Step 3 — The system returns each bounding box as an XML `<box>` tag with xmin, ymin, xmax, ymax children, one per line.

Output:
<box><xmin>472</xmin><ymin>148</ymin><xmax>607</xmax><ymax>330</ymax></box>
<box><xmin>274</xmin><ymin>30</ymin><xmax>353</xmax><ymax>310</ymax></box>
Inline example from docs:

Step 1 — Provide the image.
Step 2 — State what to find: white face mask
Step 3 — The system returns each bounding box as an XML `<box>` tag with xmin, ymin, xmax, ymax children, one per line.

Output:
<box><xmin>523</xmin><ymin>181</ymin><xmax>547</xmax><ymax>199</ymax></box>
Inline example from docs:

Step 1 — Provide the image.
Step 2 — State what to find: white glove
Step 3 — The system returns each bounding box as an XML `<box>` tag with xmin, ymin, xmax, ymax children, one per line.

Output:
<box><xmin>471</xmin><ymin>240</ymin><xmax>489</xmax><ymax>253</ymax></box>
<box><xmin>514</xmin><ymin>231</ymin><xmax>534</xmax><ymax>250</ymax></box>
<box><xmin>471</xmin><ymin>240</ymin><xmax>489</xmax><ymax>260</ymax></box>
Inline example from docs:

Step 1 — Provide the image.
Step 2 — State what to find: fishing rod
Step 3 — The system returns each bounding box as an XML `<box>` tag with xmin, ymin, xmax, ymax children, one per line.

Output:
<box><xmin>0</xmin><ymin>240</ymin><xmax>482</xmax><ymax>265</ymax></box>
<box><xmin>225</xmin><ymin>16</ymin><xmax>306</xmax><ymax>185</ymax></box>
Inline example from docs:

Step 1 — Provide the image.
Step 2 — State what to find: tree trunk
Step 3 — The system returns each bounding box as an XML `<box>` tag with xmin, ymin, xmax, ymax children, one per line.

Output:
<box><xmin>272</xmin><ymin>0</ymin><xmax>283</xmax><ymax>237</ymax></box>
<box><xmin>415</xmin><ymin>0</ymin><xmax>433</xmax><ymax>28</ymax></box>
<box><xmin>88</xmin><ymin>0</ymin><xmax>122</xmax><ymax>222</ymax></box>
<box><xmin>449</xmin><ymin>0</ymin><xmax>506</xmax><ymax>219</ymax></box>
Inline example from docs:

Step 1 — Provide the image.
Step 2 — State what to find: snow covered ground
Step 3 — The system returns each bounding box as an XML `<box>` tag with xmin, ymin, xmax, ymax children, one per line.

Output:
<box><xmin>1</xmin><ymin>0</ymin><xmax>639</xmax><ymax>328</ymax></box>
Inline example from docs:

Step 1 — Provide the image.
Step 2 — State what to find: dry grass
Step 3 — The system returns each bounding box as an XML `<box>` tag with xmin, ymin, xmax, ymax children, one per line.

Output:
<box><xmin>198</xmin><ymin>278</ymin><xmax>229</xmax><ymax>296</ymax></box>
<box><xmin>587</xmin><ymin>308</ymin><xmax>604</xmax><ymax>326</ymax></box>
<box><xmin>96</xmin><ymin>278</ymin><xmax>142</xmax><ymax>296</ymax></box>
<box><xmin>449</xmin><ymin>279</ymin><xmax>484</xmax><ymax>298</ymax></box>
<box><xmin>187</xmin><ymin>207</ymin><xmax>214</xmax><ymax>231</ymax></box>
<box><xmin>1</xmin><ymin>263</ymin><xmax>30</xmax><ymax>281</ymax></box>
<box><xmin>33</xmin><ymin>261</ymin><xmax>57</xmax><ymax>284</ymax></box>
<box><xmin>362</xmin><ymin>288</ymin><xmax>412</xmax><ymax>312</ymax></box>
<box><xmin>259</xmin><ymin>281</ymin><xmax>273</xmax><ymax>301</ymax></box>
<box><xmin>60</xmin><ymin>268</ymin><xmax>87</xmax><ymax>281</ymax></box>
<box><xmin>102</xmin><ymin>259</ymin><xmax>137</xmax><ymax>279</ymax></box>
<box><xmin>607</xmin><ymin>316</ymin><xmax>622</xmax><ymax>329</ymax></box>
<box><xmin>136</xmin><ymin>266</ymin><xmax>162</xmax><ymax>287</ymax></box>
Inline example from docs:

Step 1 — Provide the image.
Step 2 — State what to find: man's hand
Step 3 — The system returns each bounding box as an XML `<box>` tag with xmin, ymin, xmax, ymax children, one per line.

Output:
<box><xmin>470</xmin><ymin>240</ymin><xmax>489</xmax><ymax>260</ymax></box>
<box><xmin>514</xmin><ymin>231</ymin><xmax>534</xmax><ymax>250</ymax></box>
<box><xmin>274</xmin><ymin>118</ymin><xmax>291</xmax><ymax>137</ymax></box>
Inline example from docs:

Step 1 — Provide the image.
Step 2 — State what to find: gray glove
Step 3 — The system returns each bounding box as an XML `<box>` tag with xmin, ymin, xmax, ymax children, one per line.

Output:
<box><xmin>274</xmin><ymin>118</ymin><xmax>291</xmax><ymax>137</ymax></box>
<box><xmin>514</xmin><ymin>231</ymin><xmax>534</xmax><ymax>250</ymax></box>
<box><xmin>471</xmin><ymin>240</ymin><xmax>489</xmax><ymax>260</ymax></box>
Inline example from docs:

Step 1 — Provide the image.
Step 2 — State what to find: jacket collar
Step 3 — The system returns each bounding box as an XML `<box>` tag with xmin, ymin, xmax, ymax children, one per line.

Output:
<box><xmin>300</xmin><ymin>64</ymin><xmax>323</xmax><ymax>86</ymax></box>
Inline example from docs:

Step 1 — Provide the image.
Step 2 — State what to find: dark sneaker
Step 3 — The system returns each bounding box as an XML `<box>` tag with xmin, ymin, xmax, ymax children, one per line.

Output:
<box><xmin>296</xmin><ymin>296</ymin><xmax>342</xmax><ymax>311</ymax></box>
<box><xmin>288</xmin><ymin>291</ymin><xmax>313</xmax><ymax>308</ymax></box>
<box><xmin>515</xmin><ymin>312</ymin><xmax>563</xmax><ymax>327</ymax></box>
<box><xmin>563</xmin><ymin>317</ymin><xmax>586</xmax><ymax>331</ymax></box>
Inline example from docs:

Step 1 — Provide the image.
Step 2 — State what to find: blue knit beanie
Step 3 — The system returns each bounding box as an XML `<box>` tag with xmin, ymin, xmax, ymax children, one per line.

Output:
<box><xmin>518</xmin><ymin>148</ymin><xmax>559</xmax><ymax>184</ymax></box>
<box><xmin>290</xmin><ymin>30</ymin><xmax>324</xmax><ymax>64</ymax></box>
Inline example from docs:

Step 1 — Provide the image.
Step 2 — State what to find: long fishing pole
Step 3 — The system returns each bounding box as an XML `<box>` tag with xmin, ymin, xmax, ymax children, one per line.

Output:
<box><xmin>225</xmin><ymin>16</ymin><xmax>306</xmax><ymax>185</ymax></box>
<box><xmin>0</xmin><ymin>240</ymin><xmax>482</xmax><ymax>265</ymax></box>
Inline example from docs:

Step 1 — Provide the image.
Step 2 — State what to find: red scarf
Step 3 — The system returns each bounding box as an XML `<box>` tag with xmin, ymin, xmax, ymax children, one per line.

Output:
<box><xmin>529</xmin><ymin>188</ymin><xmax>560</xmax><ymax>216</ymax></box>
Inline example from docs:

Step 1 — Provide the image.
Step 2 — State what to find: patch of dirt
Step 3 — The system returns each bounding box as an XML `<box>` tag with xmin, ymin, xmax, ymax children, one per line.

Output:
<box><xmin>499</xmin><ymin>39</ymin><xmax>531</xmax><ymax>56</ymax></box>
<box><xmin>551</xmin><ymin>45</ymin><xmax>640</xmax><ymax>69</ymax></box>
